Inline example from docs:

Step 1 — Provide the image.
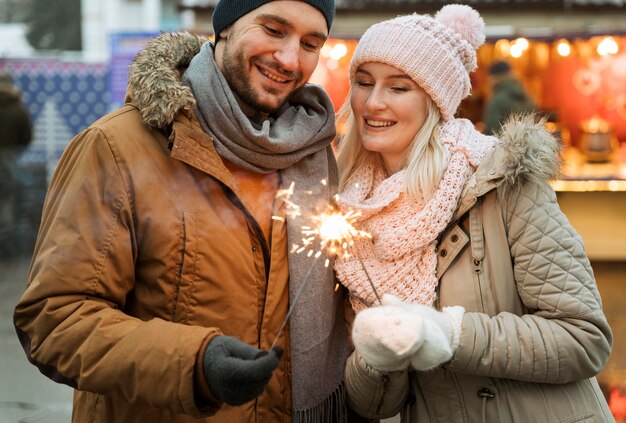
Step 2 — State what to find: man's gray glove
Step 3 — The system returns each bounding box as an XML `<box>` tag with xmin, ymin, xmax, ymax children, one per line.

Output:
<box><xmin>203</xmin><ymin>335</ymin><xmax>283</xmax><ymax>405</ymax></box>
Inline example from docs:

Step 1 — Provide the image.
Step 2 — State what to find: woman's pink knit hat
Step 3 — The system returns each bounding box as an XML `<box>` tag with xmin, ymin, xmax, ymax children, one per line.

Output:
<box><xmin>350</xmin><ymin>4</ymin><xmax>486</xmax><ymax>121</ymax></box>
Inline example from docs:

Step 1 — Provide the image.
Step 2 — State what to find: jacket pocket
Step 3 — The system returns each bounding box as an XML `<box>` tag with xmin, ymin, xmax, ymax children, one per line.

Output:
<box><xmin>171</xmin><ymin>211</ymin><xmax>198</xmax><ymax>323</ymax></box>
<box><xmin>71</xmin><ymin>390</ymin><xmax>101</xmax><ymax>423</ymax></box>
<box><xmin>493</xmin><ymin>378</ymin><xmax>602</xmax><ymax>423</ymax></box>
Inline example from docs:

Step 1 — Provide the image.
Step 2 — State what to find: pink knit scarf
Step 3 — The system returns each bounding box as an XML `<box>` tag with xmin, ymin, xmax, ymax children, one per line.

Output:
<box><xmin>335</xmin><ymin>119</ymin><xmax>497</xmax><ymax>311</ymax></box>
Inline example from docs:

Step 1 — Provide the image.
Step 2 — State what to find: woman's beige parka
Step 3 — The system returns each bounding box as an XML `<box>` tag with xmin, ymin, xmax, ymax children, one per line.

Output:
<box><xmin>345</xmin><ymin>116</ymin><xmax>614</xmax><ymax>423</ymax></box>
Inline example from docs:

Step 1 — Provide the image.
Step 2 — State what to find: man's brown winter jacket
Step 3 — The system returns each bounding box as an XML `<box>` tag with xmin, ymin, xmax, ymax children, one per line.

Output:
<box><xmin>14</xmin><ymin>34</ymin><xmax>296</xmax><ymax>423</ymax></box>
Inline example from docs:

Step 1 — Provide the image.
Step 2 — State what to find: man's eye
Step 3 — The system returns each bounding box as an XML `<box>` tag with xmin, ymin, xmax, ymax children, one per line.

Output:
<box><xmin>302</xmin><ymin>41</ymin><xmax>321</xmax><ymax>51</ymax></box>
<box><xmin>264</xmin><ymin>26</ymin><xmax>282</xmax><ymax>36</ymax></box>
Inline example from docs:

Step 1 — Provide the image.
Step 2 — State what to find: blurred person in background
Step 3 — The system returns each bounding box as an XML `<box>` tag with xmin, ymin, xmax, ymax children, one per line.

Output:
<box><xmin>13</xmin><ymin>0</ymin><xmax>352</xmax><ymax>422</ymax></box>
<box><xmin>0</xmin><ymin>71</ymin><xmax>32</xmax><ymax>259</ymax></box>
<box><xmin>483</xmin><ymin>60</ymin><xmax>536</xmax><ymax>135</ymax></box>
<box><xmin>333</xmin><ymin>5</ymin><xmax>613</xmax><ymax>422</ymax></box>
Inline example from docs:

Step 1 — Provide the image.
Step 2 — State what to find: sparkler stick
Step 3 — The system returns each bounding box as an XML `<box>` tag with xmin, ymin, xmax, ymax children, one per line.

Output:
<box><xmin>269</xmin><ymin>254</ymin><xmax>319</xmax><ymax>351</ymax></box>
<box><xmin>268</xmin><ymin>183</ymin><xmax>381</xmax><ymax>350</ymax></box>
<box><xmin>355</xmin><ymin>253</ymin><xmax>383</xmax><ymax>306</ymax></box>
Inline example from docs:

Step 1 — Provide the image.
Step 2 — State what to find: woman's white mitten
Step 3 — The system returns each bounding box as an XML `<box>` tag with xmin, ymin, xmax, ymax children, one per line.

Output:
<box><xmin>352</xmin><ymin>305</ymin><xmax>426</xmax><ymax>371</ymax></box>
<box><xmin>381</xmin><ymin>294</ymin><xmax>465</xmax><ymax>371</ymax></box>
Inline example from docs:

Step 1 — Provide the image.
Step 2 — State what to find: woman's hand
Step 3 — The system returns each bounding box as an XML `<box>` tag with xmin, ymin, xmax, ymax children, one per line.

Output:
<box><xmin>352</xmin><ymin>294</ymin><xmax>465</xmax><ymax>372</ymax></box>
<box><xmin>352</xmin><ymin>304</ymin><xmax>426</xmax><ymax>371</ymax></box>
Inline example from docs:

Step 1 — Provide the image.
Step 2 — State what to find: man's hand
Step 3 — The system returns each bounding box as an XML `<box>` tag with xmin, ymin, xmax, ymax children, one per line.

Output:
<box><xmin>203</xmin><ymin>336</ymin><xmax>283</xmax><ymax>405</ymax></box>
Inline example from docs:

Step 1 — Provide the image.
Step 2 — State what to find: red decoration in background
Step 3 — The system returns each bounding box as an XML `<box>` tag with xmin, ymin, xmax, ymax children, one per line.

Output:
<box><xmin>309</xmin><ymin>39</ymin><xmax>356</xmax><ymax>111</ymax></box>
<box><xmin>610</xmin><ymin>387</ymin><xmax>626</xmax><ymax>421</ymax></box>
<box><xmin>572</xmin><ymin>69</ymin><xmax>601</xmax><ymax>96</ymax></box>
<box><xmin>546</xmin><ymin>52</ymin><xmax>626</xmax><ymax>146</ymax></box>
<box><xmin>616</xmin><ymin>94</ymin><xmax>626</xmax><ymax>122</ymax></box>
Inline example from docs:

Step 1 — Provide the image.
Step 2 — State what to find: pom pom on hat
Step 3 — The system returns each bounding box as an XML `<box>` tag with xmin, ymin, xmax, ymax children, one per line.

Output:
<box><xmin>349</xmin><ymin>5</ymin><xmax>485</xmax><ymax>120</ymax></box>
<box><xmin>435</xmin><ymin>4</ymin><xmax>485</xmax><ymax>50</ymax></box>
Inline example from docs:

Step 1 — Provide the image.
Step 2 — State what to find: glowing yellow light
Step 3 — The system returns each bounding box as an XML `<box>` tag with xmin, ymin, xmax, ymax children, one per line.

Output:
<box><xmin>557</xmin><ymin>40</ymin><xmax>571</xmax><ymax>57</ymax></box>
<box><xmin>597</xmin><ymin>37</ymin><xmax>619</xmax><ymax>56</ymax></box>
<box><xmin>302</xmin><ymin>209</ymin><xmax>371</xmax><ymax>256</ymax></box>
<box><xmin>330</xmin><ymin>43</ymin><xmax>348</xmax><ymax>61</ymax></box>
<box><xmin>510</xmin><ymin>44</ymin><xmax>524</xmax><ymax>58</ymax></box>
<box><xmin>608</xmin><ymin>180</ymin><xmax>621</xmax><ymax>191</ymax></box>
<box><xmin>320</xmin><ymin>44</ymin><xmax>333</xmax><ymax>58</ymax></box>
<box><xmin>494</xmin><ymin>39</ymin><xmax>511</xmax><ymax>56</ymax></box>
<box><xmin>327</xmin><ymin>59</ymin><xmax>339</xmax><ymax>70</ymax></box>
<box><xmin>514</xmin><ymin>37</ymin><xmax>529</xmax><ymax>51</ymax></box>
<box><xmin>318</xmin><ymin>213</ymin><xmax>357</xmax><ymax>242</ymax></box>
<box><xmin>508</xmin><ymin>37</ymin><xmax>529</xmax><ymax>58</ymax></box>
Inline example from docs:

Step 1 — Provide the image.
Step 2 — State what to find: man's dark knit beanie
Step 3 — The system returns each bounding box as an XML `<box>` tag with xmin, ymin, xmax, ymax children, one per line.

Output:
<box><xmin>212</xmin><ymin>0</ymin><xmax>335</xmax><ymax>37</ymax></box>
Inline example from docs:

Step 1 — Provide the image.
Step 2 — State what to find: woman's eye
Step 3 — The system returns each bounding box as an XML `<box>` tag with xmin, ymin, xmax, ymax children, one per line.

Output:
<box><xmin>392</xmin><ymin>86</ymin><xmax>409</xmax><ymax>93</ymax></box>
<box><xmin>355</xmin><ymin>81</ymin><xmax>373</xmax><ymax>87</ymax></box>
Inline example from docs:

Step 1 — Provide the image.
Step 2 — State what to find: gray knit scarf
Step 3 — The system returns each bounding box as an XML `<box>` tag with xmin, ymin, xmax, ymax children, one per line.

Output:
<box><xmin>182</xmin><ymin>42</ymin><xmax>349</xmax><ymax>422</ymax></box>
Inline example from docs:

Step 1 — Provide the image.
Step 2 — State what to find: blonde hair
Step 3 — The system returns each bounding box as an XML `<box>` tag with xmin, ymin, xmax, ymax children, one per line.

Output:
<box><xmin>337</xmin><ymin>92</ymin><xmax>448</xmax><ymax>199</ymax></box>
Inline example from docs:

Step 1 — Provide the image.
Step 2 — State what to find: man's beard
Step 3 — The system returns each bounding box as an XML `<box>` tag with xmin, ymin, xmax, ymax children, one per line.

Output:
<box><xmin>221</xmin><ymin>44</ymin><xmax>302</xmax><ymax>114</ymax></box>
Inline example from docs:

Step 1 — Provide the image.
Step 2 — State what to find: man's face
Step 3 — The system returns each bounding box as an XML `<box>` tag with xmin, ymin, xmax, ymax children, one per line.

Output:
<box><xmin>214</xmin><ymin>1</ymin><xmax>328</xmax><ymax>113</ymax></box>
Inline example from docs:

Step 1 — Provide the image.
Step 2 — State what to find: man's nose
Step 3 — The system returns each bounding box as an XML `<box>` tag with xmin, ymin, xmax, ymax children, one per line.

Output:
<box><xmin>273</xmin><ymin>39</ymin><xmax>300</xmax><ymax>73</ymax></box>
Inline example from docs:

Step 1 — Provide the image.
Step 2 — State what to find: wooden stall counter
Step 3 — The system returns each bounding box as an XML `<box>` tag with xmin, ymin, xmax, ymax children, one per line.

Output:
<box><xmin>552</xmin><ymin>145</ymin><xmax>626</xmax><ymax>261</ymax></box>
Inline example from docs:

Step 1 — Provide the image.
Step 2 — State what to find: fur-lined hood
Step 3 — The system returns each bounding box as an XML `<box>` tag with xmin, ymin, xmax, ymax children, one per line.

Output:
<box><xmin>471</xmin><ymin>113</ymin><xmax>561</xmax><ymax>200</ymax></box>
<box><xmin>0</xmin><ymin>87</ymin><xmax>22</xmax><ymax>104</ymax></box>
<box><xmin>127</xmin><ymin>32</ymin><xmax>207</xmax><ymax>129</ymax></box>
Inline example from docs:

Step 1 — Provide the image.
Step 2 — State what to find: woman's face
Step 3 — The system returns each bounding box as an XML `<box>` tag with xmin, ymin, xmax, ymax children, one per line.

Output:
<box><xmin>351</xmin><ymin>62</ymin><xmax>429</xmax><ymax>174</ymax></box>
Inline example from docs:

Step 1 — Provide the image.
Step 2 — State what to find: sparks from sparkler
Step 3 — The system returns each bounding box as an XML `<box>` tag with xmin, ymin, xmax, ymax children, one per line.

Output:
<box><xmin>269</xmin><ymin>183</ymin><xmax>381</xmax><ymax>351</ymax></box>
<box><xmin>302</xmin><ymin>205</ymin><xmax>384</xmax><ymax>305</ymax></box>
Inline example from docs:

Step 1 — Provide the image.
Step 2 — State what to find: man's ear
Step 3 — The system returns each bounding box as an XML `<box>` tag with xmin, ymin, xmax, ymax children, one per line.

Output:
<box><xmin>213</xmin><ymin>26</ymin><xmax>230</xmax><ymax>45</ymax></box>
<box><xmin>218</xmin><ymin>27</ymin><xmax>230</xmax><ymax>40</ymax></box>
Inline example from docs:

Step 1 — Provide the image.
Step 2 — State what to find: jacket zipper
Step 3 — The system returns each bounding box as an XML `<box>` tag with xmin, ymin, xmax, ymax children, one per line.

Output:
<box><xmin>218</xmin><ymin>183</ymin><xmax>272</xmax><ymax>347</ymax></box>
<box><xmin>376</xmin><ymin>372</ymin><xmax>391</xmax><ymax>415</ymax></box>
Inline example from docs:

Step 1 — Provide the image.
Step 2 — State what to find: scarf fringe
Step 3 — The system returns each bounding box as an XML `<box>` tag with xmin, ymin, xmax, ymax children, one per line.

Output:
<box><xmin>294</xmin><ymin>382</ymin><xmax>347</xmax><ymax>423</ymax></box>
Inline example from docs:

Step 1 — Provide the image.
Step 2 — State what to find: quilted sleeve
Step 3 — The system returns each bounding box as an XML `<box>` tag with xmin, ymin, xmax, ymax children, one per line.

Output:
<box><xmin>344</xmin><ymin>351</ymin><xmax>409</xmax><ymax>419</ymax></box>
<box><xmin>450</xmin><ymin>181</ymin><xmax>612</xmax><ymax>383</ymax></box>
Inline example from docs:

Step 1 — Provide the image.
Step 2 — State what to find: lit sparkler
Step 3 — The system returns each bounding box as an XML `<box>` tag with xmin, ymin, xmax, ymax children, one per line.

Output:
<box><xmin>305</xmin><ymin>206</ymin><xmax>384</xmax><ymax>305</ymax></box>
<box><xmin>269</xmin><ymin>186</ymin><xmax>381</xmax><ymax>350</ymax></box>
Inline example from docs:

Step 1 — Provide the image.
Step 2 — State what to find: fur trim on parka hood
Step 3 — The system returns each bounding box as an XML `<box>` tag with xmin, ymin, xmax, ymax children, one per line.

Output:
<box><xmin>127</xmin><ymin>32</ymin><xmax>208</xmax><ymax>129</ymax></box>
<box><xmin>473</xmin><ymin>113</ymin><xmax>561</xmax><ymax>199</ymax></box>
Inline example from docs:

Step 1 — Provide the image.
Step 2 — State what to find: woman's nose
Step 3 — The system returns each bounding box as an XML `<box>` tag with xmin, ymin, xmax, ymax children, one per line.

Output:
<box><xmin>365</xmin><ymin>88</ymin><xmax>386</xmax><ymax>111</ymax></box>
